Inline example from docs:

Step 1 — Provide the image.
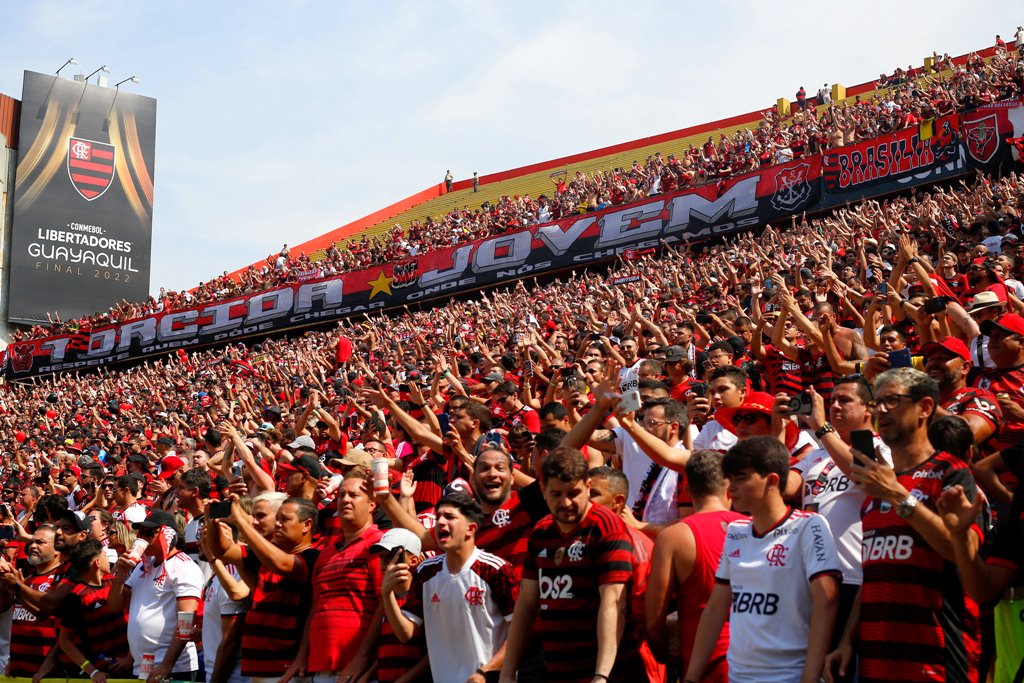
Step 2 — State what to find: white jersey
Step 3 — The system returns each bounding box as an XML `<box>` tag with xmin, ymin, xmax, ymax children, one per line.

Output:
<box><xmin>115</xmin><ymin>501</ymin><xmax>149</xmax><ymax>525</ymax></box>
<box><xmin>202</xmin><ymin>566</ymin><xmax>248</xmax><ymax>682</ymax></box>
<box><xmin>716</xmin><ymin>509</ymin><xmax>841</xmax><ymax>683</ymax></box>
<box><xmin>692</xmin><ymin>418</ymin><xmax>738</xmax><ymax>452</ymax></box>
<box><xmin>611</xmin><ymin>427</ymin><xmax>655</xmax><ymax>509</ymax></box>
<box><xmin>618</xmin><ymin>360</ymin><xmax>642</xmax><ymax>393</ymax></box>
<box><xmin>125</xmin><ymin>551</ymin><xmax>204</xmax><ymax>677</ymax></box>
<box><xmin>403</xmin><ymin>548</ymin><xmax>518</xmax><ymax>683</ymax></box>
<box><xmin>792</xmin><ymin>436</ymin><xmax>892</xmax><ymax>584</ymax></box>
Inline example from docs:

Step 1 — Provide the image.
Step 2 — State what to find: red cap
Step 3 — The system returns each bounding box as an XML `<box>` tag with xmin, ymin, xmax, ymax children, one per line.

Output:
<box><xmin>158</xmin><ymin>455</ymin><xmax>185</xmax><ymax>480</ymax></box>
<box><xmin>981</xmin><ymin>313</ymin><xmax>1024</xmax><ymax>337</ymax></box>
<box><xmin>921</xmin><ymin>337</ymin><xmax>971</xmax><ymax>362</ymax></box>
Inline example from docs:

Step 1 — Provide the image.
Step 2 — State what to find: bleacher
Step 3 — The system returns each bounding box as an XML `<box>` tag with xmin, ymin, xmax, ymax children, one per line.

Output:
<box><xmin>235</xmin><ymin>44</ymin><xmax>1007</xmax><ymax>272</ymax></box>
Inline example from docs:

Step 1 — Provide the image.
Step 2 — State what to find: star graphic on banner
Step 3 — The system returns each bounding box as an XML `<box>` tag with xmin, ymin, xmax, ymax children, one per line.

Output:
<box><xmin>367</xmin><ymin>270</ymin><xmax>393</xmax><ymax>299</ymax></box>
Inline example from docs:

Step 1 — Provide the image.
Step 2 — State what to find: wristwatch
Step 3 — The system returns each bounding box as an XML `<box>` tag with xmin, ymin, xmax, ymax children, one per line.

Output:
<box><xmin>814</xmin><ymin>422</ymin><xmax>835</xmax><ymax>439</ymax></box>
<box><xmin>895</xmin><ymin>494</ymin><xmax>919</xmax><ymax>519</ymax></box>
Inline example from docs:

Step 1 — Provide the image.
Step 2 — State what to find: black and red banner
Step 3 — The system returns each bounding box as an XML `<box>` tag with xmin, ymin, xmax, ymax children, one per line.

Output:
<box><xmin>960</xmin><ymin>98</ymin><xmax>1024</xmax><ymax>169</ymax></box>
<box><xmin>3</xmin><ymin>157</ymin><xmax>821</xmax><ymax>377</ymax></box>
<box><xmin>8</xmin><ymin>71</ymin><xmax>156</xmax><ymax>325</ymax></box>
<box><xmin>820</xmin><ymin>113</ymin><xmax>965</xmax><ymax>206</ymax></box>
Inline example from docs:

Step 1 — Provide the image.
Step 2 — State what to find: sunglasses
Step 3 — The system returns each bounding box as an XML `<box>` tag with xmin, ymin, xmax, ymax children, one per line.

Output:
<box><xmin>732</xmin><ymin>412</ymin><xmax>767</xmax><ymax>426</ymax></box>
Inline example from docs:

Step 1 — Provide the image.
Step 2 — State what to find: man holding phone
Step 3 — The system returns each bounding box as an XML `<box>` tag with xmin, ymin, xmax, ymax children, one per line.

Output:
<box><xmin>827</xmin><ymin>368</ymin><xmax>984</xmax><ymax>683</ymax></box>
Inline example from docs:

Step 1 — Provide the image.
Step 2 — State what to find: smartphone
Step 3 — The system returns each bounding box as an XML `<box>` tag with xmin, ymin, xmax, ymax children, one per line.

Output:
<box><xmin>876</xmin><ymin>280</ymin><xmax>888</xmax><ymax>297</ymax></box>
<box><xmin>398</xmin><ymin>384</ymin><xmax>410</xmax><ymax>393</ymax></box>
<box><xmin>230</xmin><ymin>461</ymin><xmax>244</xmax><ymax>479</ymax></box>
<box><xmin>888</xmin><ymin>348</ymin><xmax>912</xmax><ymax>368</ymax></box>
<box><xmin>619</xmin><ymin>389</ymin><xmax>642</xmax><ymax>413</ymax></box>
<box><xmin>850</xmin><ymin>429</ymin><xmax>880</xmax><ymax>463</ymax></box>
<box><xmin>0</xmin><ymin>504</ymin><xmax>10</xmax><ymax>519</ymax></box>
<box><xmin>788</xmin><ymin>392</ymin><xmax>813</xmax><ymax>416</ymax></box>
<box><xmin>0</xmin><ymin>527</ymin><xmax>14</xmax><ymax>541</ymax></box>
<box><xmin>688</xmin><ymin>383</ymin><xmax>708</xmax><ymax>398</ymax></box>
<box><xmin>387</xmin><ymin>545</ymin><xmax>406</xmax><ymax>565</ymax></box>
<box><xmin>560</xmin><ymin>366</ymin><xmax>577</xmax><ymax>379</ymax></box>
<box><xmin>208</xmin><ymin>501</ymin><xmax>232</xmax><ymax>519</ymax></box>
<box><xmin>695</xmin><ymin>313</ymin><xmax>713</xmax><ymax>324</ymax></box>
<box><xmin>923</xmin><ymin>297</ymin><xmax>948</xmax><ymax>315</ymax></box>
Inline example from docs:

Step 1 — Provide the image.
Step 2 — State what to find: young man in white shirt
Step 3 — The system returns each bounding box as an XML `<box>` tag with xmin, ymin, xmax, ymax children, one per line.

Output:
<box><xmin>382</xmin><ymin>492</ymin><xmax>518</xmax><ymax>683</ymax></box>
<box><xmin>684</xmin><ymin>436</ymin><xmax>841</xmax><ymax>683</ymax></box>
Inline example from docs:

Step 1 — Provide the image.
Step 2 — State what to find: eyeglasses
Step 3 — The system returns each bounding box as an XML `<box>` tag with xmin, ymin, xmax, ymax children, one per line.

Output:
<box><xmin>732</xmin><ymin>412</ymin><xmax>767</xmax><ymax>426</ymax></box>
<box><xmin>641</xmin><ymin>419</ymin><xmax>668</xmax><ymax>429</ymax></box>
<box><xmin>868</xmin><ymin>394</ymin><xmax>915</xmax><ymax>411</ymax></box>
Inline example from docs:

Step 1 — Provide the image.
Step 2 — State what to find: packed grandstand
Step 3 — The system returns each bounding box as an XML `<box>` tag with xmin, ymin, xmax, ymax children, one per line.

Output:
<box><xmin>0</xmin><ymin>29</ymin><xmax>1022</xmax><ymax>683</ymax></box>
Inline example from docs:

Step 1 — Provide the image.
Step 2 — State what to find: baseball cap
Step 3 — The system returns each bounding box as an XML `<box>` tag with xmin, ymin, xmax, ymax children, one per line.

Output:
<box><xmin>279</xmin><ymin>454</ymin><xmax>323</xmax><ymax>480</ymax></box>
<box><xmin>156</xmin><ymin>436</ymin><xmax>176</xmax><ymax>447</ymax></box>
<box><xmin>60</xmin><ymin>510</ymin><xmax>91</xmax><ymax>532</ymax></box>
<box><xmin>662</xmin><ymin>345</ymin><xmax>686</xmax><ymax>363</ymax></box>
<box><xmin>482</xmin><ymin>372</ymin><xmax>504</xmax><ymax>383</ymax></box>
<box><xmin>127</xmin><ymin>454</ymin><xmax>149</xmax><ymax>466</ymax></box>
<box><xmin>981</xmin><ymin>313</ymin><xmax>1024</xmax><ymax>337</ymax></box>
<box><xmin>339</xmin><ymin>448</ymin><xmax>372</xmax><ymax>468</ymax></box>
<box><xmin>370</xmin><ymin>527</ymin><xmax>422</xmax><ymax>557</ymax></box>
<box><xmin>921</xmin><ymin>337</ymin><xmax>971</xmax><ymax>362</ymax></box>
<box><xmin>288</xmin><ymin>435</ymin><xmax>316</xmax><ymax>451</ymax></box>
<box><xmin>158</xmin><ymin>455</ymin><xmax>185</xmax><ymax>480</ymax></box>
<box><xmin>133</xmin><ymin>509</ymin><xmax>178</xmax><ymax>531</ymax></box>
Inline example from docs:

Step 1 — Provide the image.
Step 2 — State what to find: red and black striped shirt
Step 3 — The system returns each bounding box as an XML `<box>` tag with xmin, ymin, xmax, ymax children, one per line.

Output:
<box><xmin>59</xmin><ymin>576</ymin><xmax>130</xmax><ymax>665</ymax></box>
<box><xmin>859</xmin><ymin>451</ymin><xmax>982</xmax><ymax>683</ymax></box>
<box><xmin>476</xmin><ymin>490</ymin><xmax>537</xmax><ymax>581</ymax></box>
<box><xmin>761</xmin><ymin>345</ymin><xmax>803</xmax><ymax>396</ymax></box>
<box><xmin>523</xmin><ymin>503</ymin><xmax>641</xmax><ymax>683</ymax></box>
<box><xmin>376</xmin><ymin>601</ymin><xmax>429</xmax><ymax>683</ymax></box>
<box><xmin>240</xmin><ymin>546</ymin><xmax>320</xmax><ymax>678</ymax></box>
<box><xmin>9</xmin><ymin>561</ymin><xmax>64</xmax><ymax>676</ymax></box>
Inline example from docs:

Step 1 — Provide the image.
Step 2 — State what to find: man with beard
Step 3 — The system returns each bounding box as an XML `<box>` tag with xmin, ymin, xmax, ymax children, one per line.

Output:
<box><xmin>922</xmin><ymin>336</ymin><xmax>1003</xmax><ymax>447</ymax></box>
<box><xmin>501</xmin><ymin>447</ymin><xmax>640</xmax><ymax>683</ymax></box>
<box><xmin>829</xmin><ymin>368</ymin><xmax>984</xmax><ymax>683</ymax></box>
<box><xmin>0</xmin><ymin>526</ymin><xmax>64</xmax><ymax>677</ymax></box>
<box><xmin>975</xmin><ymin>314</ymin><xmax>1024</xmax><ymax>452</ymax></box>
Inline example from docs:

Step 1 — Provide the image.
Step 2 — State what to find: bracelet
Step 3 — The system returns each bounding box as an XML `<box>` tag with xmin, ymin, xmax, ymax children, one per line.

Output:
<box><xmin>90</xmin><ymin>671</ymin><xmax>101</xmax><ymax>680</ymax></box>
<box><xmin>80</xmin><ymin>660</ymin><xmax>92</xmax><ymax>674</ymax></box>
<box><xmin>476</xmin><ymin>668</ymin><xmax>486</xmax><ymax>677</ymax></box>
<box><xmin>593</xmin><ymin>675</ymin><xmax>609</xmax><ymax>682</ymax></box>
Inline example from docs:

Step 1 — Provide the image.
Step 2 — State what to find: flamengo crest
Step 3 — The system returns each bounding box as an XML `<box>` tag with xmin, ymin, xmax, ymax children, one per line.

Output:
<box><xmin>770</xmin><ymin>162</ymin><xmax>812</xmax><ymax>212</ymax></box>
<box><xmin>963</xmin><ymin>114</ymin><xmax>999</xmax><ymax>164</ymax></box>
<box><xmin>67</xmin><ymin>136</ymin><xmax>116</xmax><ymax>201</ymax></box>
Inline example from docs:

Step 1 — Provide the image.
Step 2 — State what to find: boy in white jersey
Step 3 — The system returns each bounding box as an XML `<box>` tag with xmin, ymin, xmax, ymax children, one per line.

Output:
<box><xmin>684</xmin><ymin>436</ymin><xmax>841</xmax><ymax>683</ymax></box>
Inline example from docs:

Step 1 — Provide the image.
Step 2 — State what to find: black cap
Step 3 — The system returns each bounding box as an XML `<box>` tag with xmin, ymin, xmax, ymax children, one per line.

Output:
<box><xmin>128</xmin><ymin>454</ymin><xmax>149</xmax><ymax>465</ymax></box>
<box><xmin>60</xmin><ymin>510</ymin><xmax>91</xmax><ymax>532</ymax></box>
<box><xmin>133</xmin><ymin>509</ymin><xmax>178</xmax><ymax>531</ymax></box>
<box><xmin>156</xmin><ymin>436</ymin><xmax>175</xmax><ymax>447</ymax></box>
<box><xmin>279</xmin><ymin>454</ymin><xmax>323</xmax><ymax>480</ymax></box>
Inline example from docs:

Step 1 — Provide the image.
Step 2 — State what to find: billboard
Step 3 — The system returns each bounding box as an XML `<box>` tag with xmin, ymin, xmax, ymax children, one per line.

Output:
<box><xmin>8</xmin><ymin>70</ymin><xmax>155</xmax><ymax>324</ymax></box>
<box><xmin>3</xmin><ymin>158</ymin><xmax>822</xmax><ymax>377</ymax></box>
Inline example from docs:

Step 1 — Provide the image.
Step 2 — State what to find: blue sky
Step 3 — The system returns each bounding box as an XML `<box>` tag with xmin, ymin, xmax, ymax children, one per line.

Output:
<box><xmin>0</xmin><ymin>1</ymin><xmax>1019</xmax><ymax>295</ymax></box>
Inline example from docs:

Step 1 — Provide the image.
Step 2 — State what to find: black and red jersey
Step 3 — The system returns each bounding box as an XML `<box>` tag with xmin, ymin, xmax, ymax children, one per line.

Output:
<box><xmin>240</xmin><ymin>546</ymin><xmax>320</xmax><ymax>678</ymax></box>
<box><xmin>761</xmin><ymin>345</ymin><xmax>803</xmax><ymax>396</ymax></box>
<box><xmin>942</xmin><ymin>386</ymin><xmax>1004</xmax><ymax>452</ymax></box>
<box><xmin>859</xmin><ymin>451</ymin><xmax>983</xmax><ymax>683</ymax></box>
<box><xmin>798</xmin><ymin>347</ymin><xmax>835</xmax><ymax>403</ymax></box>
<box><xmin>523</xmin><ymin>503</ymin><xmax>641</xmax><ymax>683</ymax></box>
<box><xmin>8</xmin><ymin>561</ymin><xmax>65</xmax><ymax>676</ymax></box>
<box><xmin>476</xmin><ymin>491</ymin><xmax>537</xmax><ymax>582</ymax></box>
<box><xmin>60</xmin><ymin>577</ymin><xmax>130</xmax><ymax>665</ymax></box>
<box><xmin>975</xmin><ymin>364</ymin><xmax>1024</xmax><ymax>450</ymax></box>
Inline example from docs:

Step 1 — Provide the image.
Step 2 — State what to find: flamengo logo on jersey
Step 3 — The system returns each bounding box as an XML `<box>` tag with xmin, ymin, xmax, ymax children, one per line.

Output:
<box><xmin>863</xmin><ymin>534</ymin><xmax>914</xmax><ymax>561</ymax></box>
<box><xmin>765</xmin><ymin>543</ymin><xmax>788</xmax><ymax>567</ymax></box>
<box><xmin>731</xmin><ymin>591</ymin><xmax>780</xmax><ymax>615</ymax></box>
<box><xmin>566</xmin><ymin>540</ymin><xmax>585</xmax><ymax>562</ymax></box>
<box><xmin>464</xmin><ymin>586</ymin><xmax>485</xmax><ymax>606</ymax></box>
<box><xmin>491</xmin><ymin>508</ymin><xmax>511</xmax><ymax>527</ymax></box>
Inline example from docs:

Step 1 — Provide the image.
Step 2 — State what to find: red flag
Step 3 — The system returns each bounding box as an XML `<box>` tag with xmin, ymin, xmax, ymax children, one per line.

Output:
<box><xmin>336</xmin><ymin>336</ymin><xmax>353</xmax><ymax>364</ymax></box>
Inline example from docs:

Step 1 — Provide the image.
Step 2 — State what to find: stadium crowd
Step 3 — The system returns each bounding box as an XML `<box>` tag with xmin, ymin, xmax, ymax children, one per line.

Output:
<box><xmin>0</xmin><ymin>144</ymin><xmax>1022</xmax><ymax>683</ymax></box>
<box><xmin>14</xmin><ymin>38</ymin><xmax>1024</xmax><ymax>346</ymax></box>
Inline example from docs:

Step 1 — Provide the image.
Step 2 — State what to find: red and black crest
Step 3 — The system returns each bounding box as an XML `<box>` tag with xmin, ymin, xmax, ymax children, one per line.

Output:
<box><xmin>964</xmin><ymin>114</ymin><xmax>999</xmax><ymax>164</ymax></box>
<box><xmin>9</xmin><ymin>344</ymin><xmax>35</xmax><ymax>374</ymax></box>
<box><xmin>66</xmin><ymin>136</ymin><xmax>116</xmax><ymax>201</ymax></box>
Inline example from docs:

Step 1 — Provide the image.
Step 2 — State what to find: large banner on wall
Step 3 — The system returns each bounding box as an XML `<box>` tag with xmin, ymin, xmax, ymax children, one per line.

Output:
<box><xmin>8</xmin><ymin>71</ymin><xmax>156</xmax><ymax>325</ymax></box>
<box><xmin>960</xmin><ymin>98</ymin><xmax>1024</xmax><ymax>170</ymax></box>
<box><xmin>821</xmin><ymin>113</ymin><xmax>965</xmax><ymax>206</ymax></box>
<box><xmin>4</xmin><ymin>157</ymin><xmax>821</xmax><ymax>377</ymax></box>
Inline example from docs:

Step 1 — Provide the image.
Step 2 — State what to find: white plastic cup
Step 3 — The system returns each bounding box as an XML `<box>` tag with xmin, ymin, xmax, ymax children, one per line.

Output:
<box><xmin>177</xmin><ymin>610</ymin><xmax>194</xmax><ymax>639</ymax></box>
<box><xmin>325</xmin><ymin>474</ymin><xmax>344</xmax><ymax>496</ymax></box>
<box><xmin>370</xmin><ymin>458</ymin><xmax>389</xmax><ymax>495</ymax></box>
<box><xmin>140</xmin><ymin>653</ymin><xmax>155</xmax><ymax>675</ymax></box>
<box><xmin>128</xmin><ymin>538</ymin><xmax>149</xmax><ymax>561</ymax></box>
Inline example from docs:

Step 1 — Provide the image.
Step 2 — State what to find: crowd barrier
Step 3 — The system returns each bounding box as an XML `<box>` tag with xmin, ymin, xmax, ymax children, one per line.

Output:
<box><xmin>4</xmin><ymin>99</ymin><xmax>1023</xmax><ymax>379</ymax></box>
